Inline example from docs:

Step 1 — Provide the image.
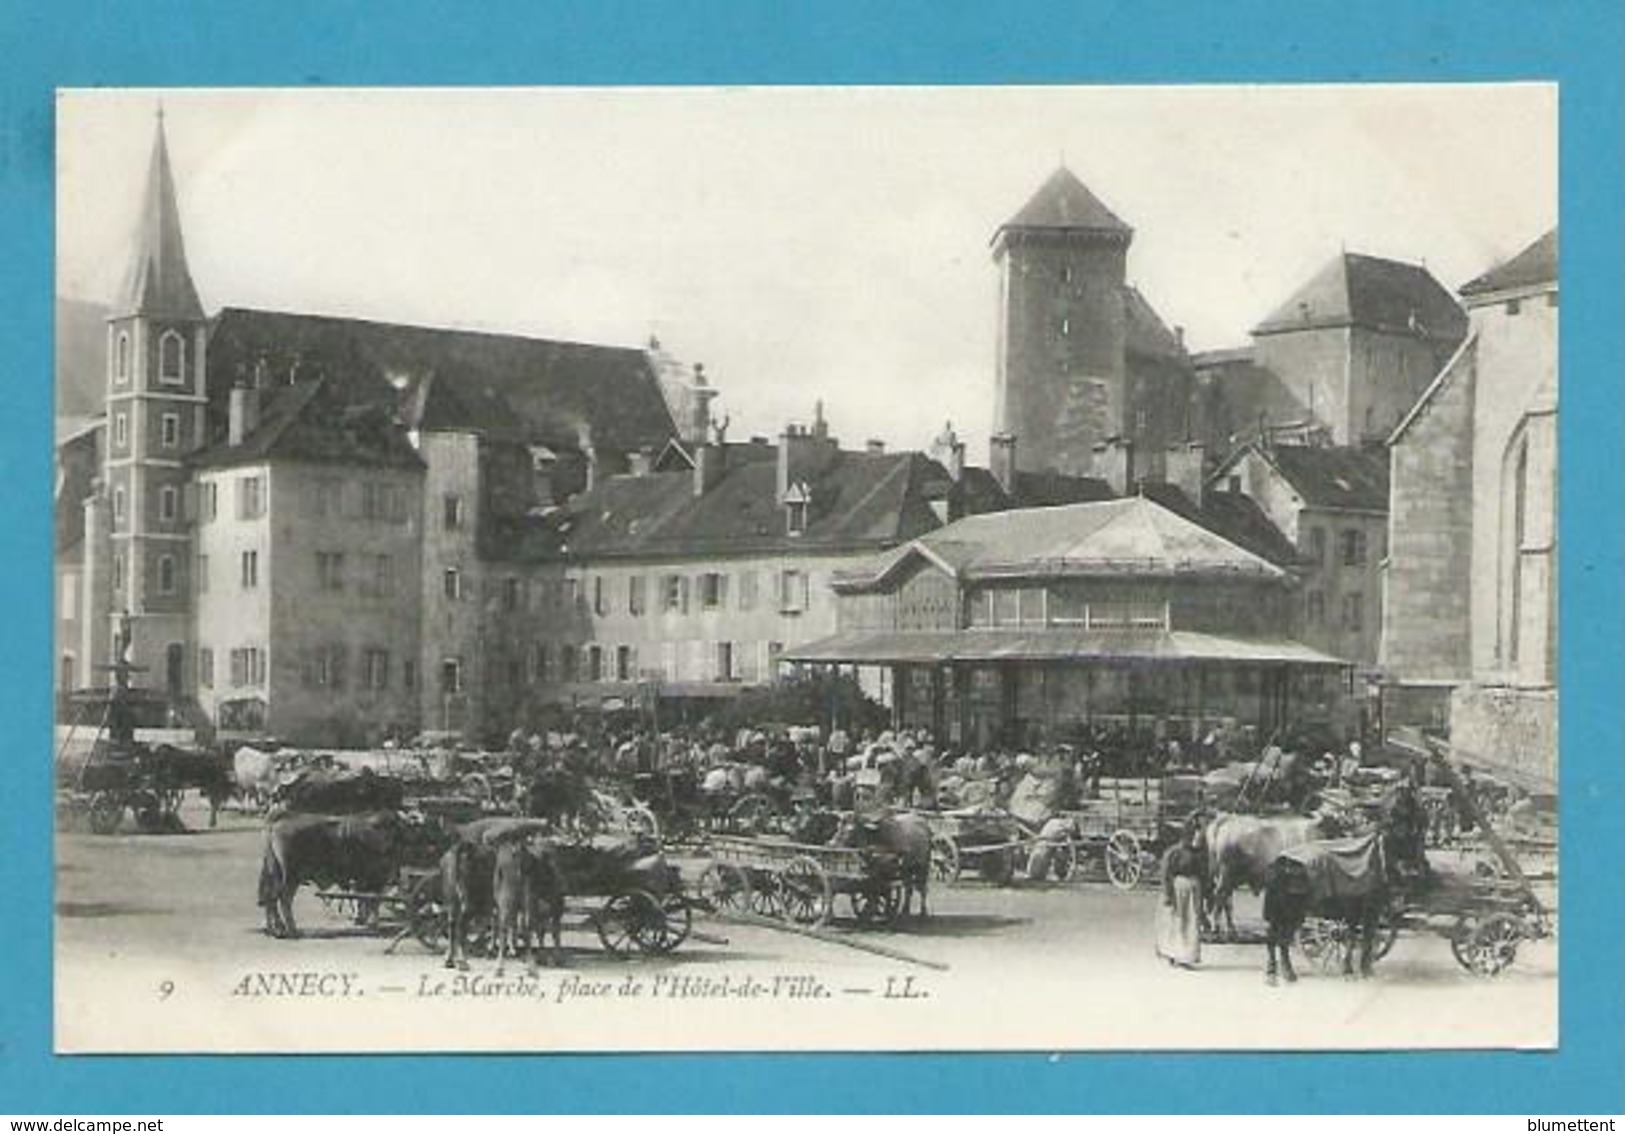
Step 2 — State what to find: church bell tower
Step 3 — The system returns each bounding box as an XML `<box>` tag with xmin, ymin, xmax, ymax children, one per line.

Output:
<box><xmin>101</xmin><ymin>109</ymin><xmax>207</xmax><ymax>697</ymax></box>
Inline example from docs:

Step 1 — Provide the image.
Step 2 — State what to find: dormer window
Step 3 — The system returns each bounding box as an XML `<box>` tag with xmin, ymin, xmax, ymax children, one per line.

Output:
<box><xmin>784</xmin><ymin>481</ymin><xmax>811</xmax><ymax>536</ymax></box>
<box><xmin>158</xmin><ymin>330</ymin><xmax>185</xmax><ymax>385</ymax></box>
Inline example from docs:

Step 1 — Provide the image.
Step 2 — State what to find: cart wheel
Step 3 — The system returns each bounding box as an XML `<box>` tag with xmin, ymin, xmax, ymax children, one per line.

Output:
<box><xmin>745</xmin><ymin>870</ymin><xmax>783</xmax><ymax>919</ymax></box>
<box><xmin>634</xmin><ymin>893</ymin><xmax>693</xmax><ymax>955</ymax></box>
<box><xmin>1297</xmin><ymin>918</ymin><xmax>1349</xmax><ymax>973</ymax></box>
<box><xmin>979</xmin><ymin>846</ymin><xmax>1016</xmax><ymax>886</ymax></box>
<box><xmin>777</xmin><ymin>856</ymin><xmax>833</xmax><ymax>928</ymax></box>
<box><xmin>1105</xmin><ymin>831</ymin><xmax>1144</xmax><ymax>889</ymax></box>
<box><xmin>597</xmin><ymin>891</ymin><xmax>658</xmax><ymax>957</ymax></box>
<box><xmin>88</xmin><ymin>792</ymin><xmax>124</xmax><ymax>835</ymax></box>
<box><xmin>850</xmin><ymin>881</ymin><xmax>902</xmax><ymax>926</ymax></box>
<box><xmin>625</xmin><ymin>803</ymin><xmax>661</xmax><ymax>843</ymax></box>
<box><xmin>1451</xmin><ymin>913</ymin><xmax>1522</xmax><ymax>977</ymax></box>
<box><xmin>728</xmin><ymin>794</ymin><xmax>772</xmax><ymax>835</ymax></box>
<box><xmin>697</xmin><ymin>863</ymin><xmax>749</xmax><ymax>914</ymax></box>
<box><xmin>930</xmin><ymin>835</ymin><xmax>961</xmax><ymax>884</ymax></box>
<box><xmin>406</xmin><ymin>876</ymin><xmax>446</xmax><ymax>952</ymax></box>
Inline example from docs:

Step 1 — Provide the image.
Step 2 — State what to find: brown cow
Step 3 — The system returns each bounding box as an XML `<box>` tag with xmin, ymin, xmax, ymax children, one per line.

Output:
<box><xmin>258</xmin><ymin>811</ymin><xmax>403</xmax><ymax>938</ymax></box>
<box><xmin>1204</xmin><ymin>811</ymin><xmax>1341</xmax><ymax>939</ymax></box>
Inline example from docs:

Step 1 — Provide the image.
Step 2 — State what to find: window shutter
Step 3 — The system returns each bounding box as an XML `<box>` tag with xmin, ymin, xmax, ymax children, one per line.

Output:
<box><xmin>680</xmin><ymin>576</ymin><xmax>691</xmax><ymax>613</ymax></box>
<box><xmin>182</xmin><ymin>483</ymin><xmax>197</xmax><ymax>521</ymax></box>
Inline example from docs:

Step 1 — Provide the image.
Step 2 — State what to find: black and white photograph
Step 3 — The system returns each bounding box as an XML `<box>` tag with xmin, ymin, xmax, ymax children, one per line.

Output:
<box><xmin>53</xmin><ymin>84</ymin><xmax>1558</xmax><ymax>1052</ymax></box>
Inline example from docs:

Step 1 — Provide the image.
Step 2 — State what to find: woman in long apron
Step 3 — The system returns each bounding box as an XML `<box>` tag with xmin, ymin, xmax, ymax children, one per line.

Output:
<box><xmin>1157</xmin><ymin>821</ymin><xmax>1206</xmax><ymax>969</ymax></box>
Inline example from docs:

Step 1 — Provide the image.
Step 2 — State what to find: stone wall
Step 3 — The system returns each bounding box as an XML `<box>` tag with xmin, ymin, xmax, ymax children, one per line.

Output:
<box><xmin>1381</xmin><ymin>339</ymin><xmax>1475</xmax><ymax>680</ymax></box>
<box><xmin>1450</xmin><ymin>683</ymin><xmax>1557</xmax><ymax>786</ymax></box>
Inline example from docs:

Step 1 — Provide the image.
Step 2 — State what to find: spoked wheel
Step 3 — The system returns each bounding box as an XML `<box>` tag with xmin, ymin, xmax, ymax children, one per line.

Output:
<box><xmin>88</xmin><ymin>792</ymin><xmax>125</xmax><ymax>835</ymax></box>
<box><xmin>930</xmin><ymin>835</ymin><xmax>961</xmax><ymax>884</ymax></box>
<box><xmin>1451</xmin><ymin>913</ymin><xmax>1522</xmax><ymax>977</ymax></box>
<box><xmin>728</xmin><ymin>794</ymin><xmax>773</xmax><ymax>836</ymax></box>
<box><xmin>849</xmin><ymin>881</ymin><xmax>903</xmax><ymax>926</ymax></box>
<box><xmin>1105</xmin><ymin>831</ymin><xmax>1144</xmax><ymax>890</ymax></box>
<box><xmin>597</xmin><ymin>890</ymin><xmax>661</xmax><ymax>957</ymax></box>
<box><xmin>1297</xmin><ymin>918</ymin><xmax>1350</xmax><ymax>973</ymax></box>
<box><xmin>405</xmin><ymin>875</ymin><xmax>446</xmax><ymax>952</ymax></box>
<box><xmin>777</xmin><ymin>856</ymin><xmax>834</xmax><ymax>928</ymax></box>
<box><xmin>744</xmin><ymin>870</ymin><xmax>783</xmax><ymax>920</ymax></box>
<box><xmin>697</xmin><ymin>862</ymin><xmax>750</xmax><ymax>915</ymax></box>
<box><xmin>633</xmin><ymin>893</ymin><xmax>693</xmax><ymax>955</ymax></box>
<box><xmin>624</xmin><ymin>804</ymin><xmax>661</xmax><ymax>843</ymax></box>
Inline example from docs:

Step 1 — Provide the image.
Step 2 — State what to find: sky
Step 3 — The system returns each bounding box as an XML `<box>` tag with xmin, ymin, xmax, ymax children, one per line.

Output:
<box><xmin>57</xmin><ymin>85</ymin><xmax>1556</xmax><ymax>463</ymax></box>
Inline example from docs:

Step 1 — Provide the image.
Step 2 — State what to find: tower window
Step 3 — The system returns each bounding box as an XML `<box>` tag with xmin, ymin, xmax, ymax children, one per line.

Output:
<box><xmin>158</xmin><ymin>330</ymin><xmax>185</xmax><ymax>385</ymax></box>
<box><xmin>156</xmin><ymin>554</ymin><xmax>177</xmax><ymax>595</ymax></box>
<box><xmin>443</xmin><ymin>567</ymin><xmax>461</xmax><ymax>601</ymax></box>
<box><xmin>112</xmin><ymin>486</ymin><xmax>127</xmax><ymax>524</ymax></box>
<box><xmin>160</xmin><ymin>412</ymin><xmax>180</xmax><ymax>448</ymax></box>
<box><xmin>114</xmin><ymin>332</ymin><xmax>131</xmax><ymax>385</ymax></box>
<box><xmin>158</xmin><ymin>485</ymin><xmax>179</xmax><ymax>523</ymax></box>
<box><xmin>114</xmin><ymin>413</ymin><xmax>129</xmax><ymax>449</ymax></box>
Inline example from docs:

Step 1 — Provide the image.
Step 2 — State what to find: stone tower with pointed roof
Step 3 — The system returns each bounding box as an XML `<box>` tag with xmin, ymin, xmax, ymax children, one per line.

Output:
<box><xmin>100</xmin><ymin>111</ymin><xmax>208</xmax><ymax>695</ymax></box>
<box><xmin>991</xmin><ymin>166</ymin><xmax>1134</xmax><ymax>480</ymax></box>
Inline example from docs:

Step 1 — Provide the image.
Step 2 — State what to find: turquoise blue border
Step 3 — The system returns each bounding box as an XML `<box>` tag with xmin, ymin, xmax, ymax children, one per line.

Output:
<box><xmin>2</xmin><ymin>0</ymin><xmax>1620</xmax><ymax>1114</ymax></box>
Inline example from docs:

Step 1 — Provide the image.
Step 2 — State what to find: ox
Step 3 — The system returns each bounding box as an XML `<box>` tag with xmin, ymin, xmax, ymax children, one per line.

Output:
<box><xmin>492</xmin><ymin>840</ymin><xmax>568</xmax><ymax>973</ymax></box>
<box><xmin>1204</xmin><ymin>811</ymin><xmax>1341</xmax><ymax>939</ymax></box>
<box><xmin>831</xmin><ymin>811</ymin><xmax>933</xmax><ymax>921</ymax></box>
<box><xmin>258</xmin><ymin>811</ymin><xmax>404</xmax><ymax>938</ymax></box>
<box><xmin>441</xmin><ymin>817</ymin><xmax>556</xmax><ymax>970</ymax></box>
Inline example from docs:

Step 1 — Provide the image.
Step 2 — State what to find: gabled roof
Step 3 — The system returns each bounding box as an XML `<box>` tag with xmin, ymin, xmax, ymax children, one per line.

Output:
<box><xmin>995</xmin><ymin>167</ymin><xmax>1132</xmax><ymax>239</ymax></box>
<box><xmin>1460</xmin><ymin>229</ymin><xmax>1558</xmax><ymax>298</ymax></box>
<box><xmin>1210</xmin><ymin>441</ymin><xmax>1389</xmax><ymax>513</ymax></box>
<box><xmin>838</xmin><ymin>496</ymin><xmax>1286</xmax><ymax>590</ymax></box>
<box><xmin>1253</xmin><ymin>253</ymin><xmax>1467</xmax><ymax>343</ymax></box>
<box><xmin>1137</xmin><ymin>482</ymin><xmax>1302</xmax><ymax>569</ymax></box>
<box><xmin>190</xmin><ymin>379</ymin><xmax>424</xmax><ymax>471</ymax></box>
<box><xmin>117</xmin><ymin>117</ymin><xmax>203</xmax><ymax>321</ymax></box>
<box><xmin>206</xmin><ymin>308</ymin><xmax>678</xmax><ymax>456</ymax></box>
<box><xmin>1124</xmin><ymin>286</ymin><xmax>1188</xmax><ymax>361</ymax></box>
<box><xmin>497</xmin><ymin>449</ymin><xmax>953</xmax><ymax>563</ymax></box>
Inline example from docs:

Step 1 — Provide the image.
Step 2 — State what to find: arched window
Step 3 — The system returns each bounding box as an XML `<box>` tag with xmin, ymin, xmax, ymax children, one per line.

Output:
<box><xmin>158</xmin><ymin>330</ymin><xmax>185</xmax><ymax>385</ymax></box>
<box><xmin>115</xmin><ymin>332</ymin><xmax>131</xmax><ymax>384</ymax></box>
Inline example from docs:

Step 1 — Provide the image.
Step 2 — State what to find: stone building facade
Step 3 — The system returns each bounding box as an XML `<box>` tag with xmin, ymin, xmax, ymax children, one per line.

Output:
<box><xmin>1382</xmin><ymin>230</ymin><xmax>1558</xmax><ymax>783</ymax></box>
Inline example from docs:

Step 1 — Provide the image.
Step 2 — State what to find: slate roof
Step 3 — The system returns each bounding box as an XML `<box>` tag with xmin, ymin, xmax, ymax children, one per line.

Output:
<box><xmin>1124</xmin><ymin>286</ymin><xmax>1187</xmax><ymax>361</ymax></box>
<box><xmin>190</xmin><ymin>379</ymin><xmax>424</xmax><ymax>471</ymax></box>
<box><xmin>118</xmin><ymin>119</ymin><xmax>204</xmax><ymax>321</ymax></box>
<box><xmin>837</xmin><ymin>496</ymin><xmax>1286</xmax><ymax>590</ymax></box>
<box><xmin>1211</xmin><ymin>442</ymin><xmax>1389</xmax><ymax>513</ymax></box>
<box><xmin>995</xmin><ymin>167</ymin><xmax>1132</xmax><ymax>239</ymax></box>
<box><xmin>1137</xmin><ymin>482</ymin><xmax>1302</xmax><ymax>569</ymax></box>
<box><xmin>1253</xmin><ymin>253</ymin><xmax>1468</xmax><ymax>343</ymax></box>
<box><xmin>206</xmin><ymin>308</ymin><xmax>678</xmax><ymax>457</ymax></box>
<box><xmin>497</xmin><ymin>448</ymin><xmax>953</xmax><ymax>563</ymax></box>
<box><xmin>788</xmin><ymin>628</ymin><xmax>1344</xmax><ymax>667</ymax></box>
<box><xmin>1459</xmin><ymin>229</ymin><xmax>1558</xmax><ymax>298</ymax></box>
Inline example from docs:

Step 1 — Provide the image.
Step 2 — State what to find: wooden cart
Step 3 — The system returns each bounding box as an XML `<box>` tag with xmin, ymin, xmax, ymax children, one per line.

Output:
<box><xmin>700</xmin><ymin>834</ymin><xmax>912</xmax><ymax>929</ymax></box>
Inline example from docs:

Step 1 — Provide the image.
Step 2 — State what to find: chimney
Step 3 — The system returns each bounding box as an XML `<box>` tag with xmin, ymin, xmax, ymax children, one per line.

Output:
<box><xmin>812</xmin><ymin>400</ymin><xmax>829</xmax><ymax>442</ymax></box>
<box><xmin>1094</xmin><ymin>436</ymin><xmax>1136</xmax><ymax>497</ymax></box>
<box><xmin>948</xmin><ymin>438</ymin><xmax>966</xmax><ymax>483</ymax></box>
<box><xmin>1165</xmin><ymin>442</ymin><xmax>1205</xmax><ymax>505</ymax></box>
<box><xmin>575</xmin><ymin>422</ymin><xmax>599</xmax><ymax>493</ymax></box>
<box><xmin>865</xmin><ymin>439</ymin><xmax>886</xmax><ymax>454</ymax></box>
<box><xmin>694</xmin><ymin>441</ymin><xmax>725</xmax><ymax>496</ymax></box>
<box><xmin>228</xmin><ymin>383</ymin><xmax>260</xmax><ymax>446</ymax></box>
<box><xmin>989</xmin><ymin>433</ymin><xmax>1018</xmax><ymax>495</ymax></box>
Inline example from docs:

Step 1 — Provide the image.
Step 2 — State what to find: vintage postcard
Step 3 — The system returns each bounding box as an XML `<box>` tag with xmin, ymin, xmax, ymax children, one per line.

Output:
<box><xmin>53</xmin><ymin>84</ymin><xmax>1557</xmax><ymax>1053</ymax></box>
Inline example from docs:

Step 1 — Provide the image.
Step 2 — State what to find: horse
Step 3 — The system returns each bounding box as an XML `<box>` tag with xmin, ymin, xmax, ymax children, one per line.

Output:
<box><xmin>1259</xmin><ymin>806</ymin><xmax>1421</xmax><ymax>986</ymax></box>
<box><xmin>1204</xmin><ymin>810</ymin><xmax>1342</xmax><ymax>939</ymax></box>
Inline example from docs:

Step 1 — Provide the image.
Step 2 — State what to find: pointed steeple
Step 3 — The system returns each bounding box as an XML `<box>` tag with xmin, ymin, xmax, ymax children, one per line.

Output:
<box><xmin>116</xmin><ymin>111</ymin><xmax>203</xmax><ymax>320</ymax></box>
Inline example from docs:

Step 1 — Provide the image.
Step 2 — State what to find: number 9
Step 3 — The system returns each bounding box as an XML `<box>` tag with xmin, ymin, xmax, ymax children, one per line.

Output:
<box><xmin>158</xmin><ymin>980</ymin><xmax>174</xmax><ymax>1000</ymax></box>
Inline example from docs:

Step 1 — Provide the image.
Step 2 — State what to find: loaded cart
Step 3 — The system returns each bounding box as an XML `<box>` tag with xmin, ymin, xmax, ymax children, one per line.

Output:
<box><xmin>701</xmin><ymin>834</ymin><xmax>913</xmax><ymax>929</ymax></box>
<box><xmin>1058</xmin><ymin>775</ymin><xmax>1206</xmax><ymax>889</ymax></box>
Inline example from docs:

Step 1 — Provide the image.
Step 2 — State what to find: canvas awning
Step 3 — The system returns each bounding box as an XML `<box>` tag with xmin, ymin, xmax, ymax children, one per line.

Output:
<box><xmin>785</xmin><ymin>628</ymin><xmax>1349</xmax><ymax>667</ymax></box>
